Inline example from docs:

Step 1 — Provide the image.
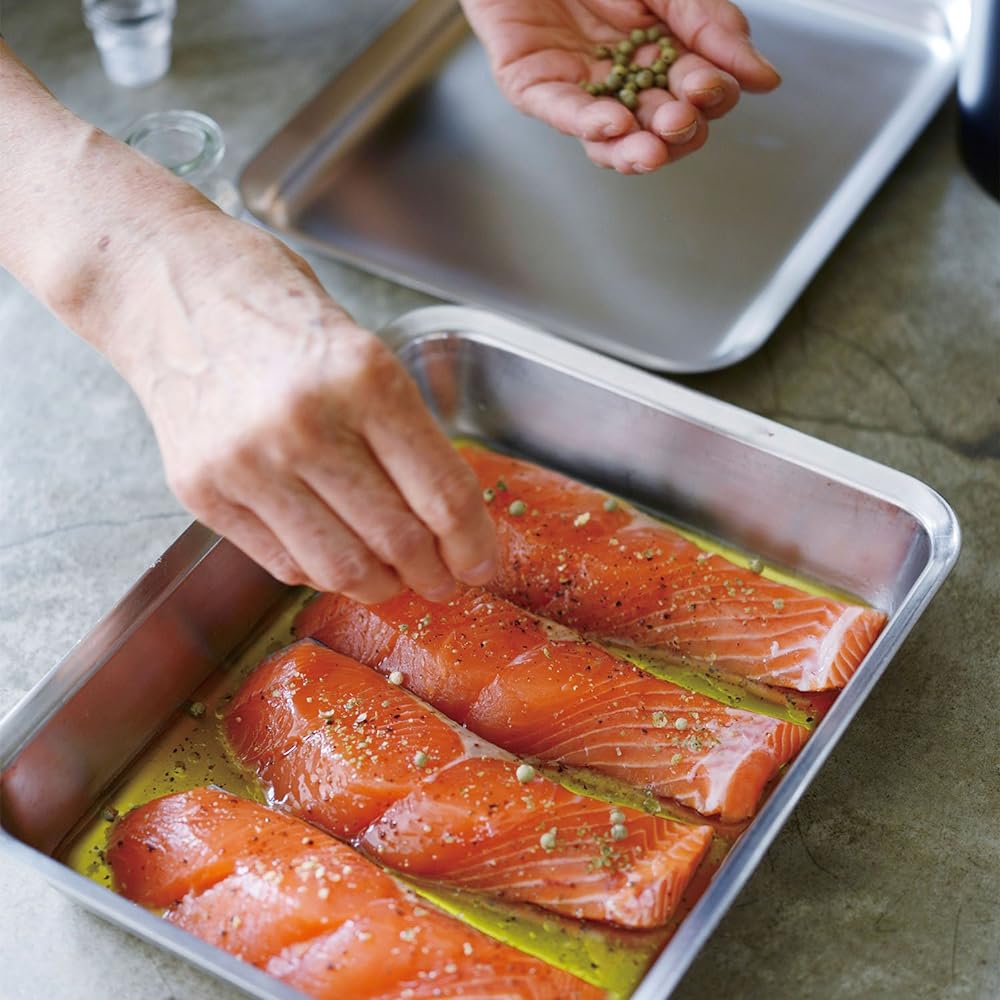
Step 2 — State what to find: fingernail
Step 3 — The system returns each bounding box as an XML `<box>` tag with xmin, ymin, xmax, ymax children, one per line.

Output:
<box><xmin>757</xmin><ymin>52</ymin><xmax>782</xmax><ymax>83</ymax></box>
<box><xmin>690</xmin><ymin>85</ymin><xmax>725</xmax><ymax>108</ymax></box>
<box><xmin>632</xmin><ymin>163</ymin><xmax>655</xmax><ymax>174</ymax></box>
<box><xmin>461</xmin><ymin>558</ymin><xmax>497</xmax><ymax>586</ymax></box>
<box><xmin>662</xmin><ymin>121</ymin><xmax>698</xmax><ymax>144</ymax></box>
<box><xmin>602</xmin><ymin>121</ymin><xmax>626</xmax><ymax>138</ymax></box>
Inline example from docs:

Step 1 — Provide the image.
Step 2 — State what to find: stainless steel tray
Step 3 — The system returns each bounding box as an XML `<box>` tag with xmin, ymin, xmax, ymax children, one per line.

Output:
<box><xmin>240</xmin><ymin>0</ymin><xmax>964</xmax><ymax>372</ymax></box>
<box><xmin>0</xmin><ymin>306</ymin><xmax>960</xmax><ymax>999</ymax></box>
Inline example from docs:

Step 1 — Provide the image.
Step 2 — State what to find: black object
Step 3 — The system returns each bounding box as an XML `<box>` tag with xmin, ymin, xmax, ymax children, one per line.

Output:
<box><xmin>959</xmin><ymin>0</ymin><xmax>1000</xmax><ymax>199</ymax></box>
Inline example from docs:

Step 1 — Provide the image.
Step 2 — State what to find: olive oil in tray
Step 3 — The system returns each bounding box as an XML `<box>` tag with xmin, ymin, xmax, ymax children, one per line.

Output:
<box><xmin>58</xmin><ymin>512</ymin><xmax>857</xmax><ymax>998</ymax></box>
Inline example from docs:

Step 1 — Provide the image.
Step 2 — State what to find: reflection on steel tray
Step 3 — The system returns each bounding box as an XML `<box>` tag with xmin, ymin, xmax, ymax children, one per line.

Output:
<box><xmin>0</xmin><ymin>307</ymin><xmax>960</xmax><ymax>999</ymax></box>
<box><xmin>241</xmin><ymin>0</ymin><xmax>964</xmax><ymax>372</ymax></box>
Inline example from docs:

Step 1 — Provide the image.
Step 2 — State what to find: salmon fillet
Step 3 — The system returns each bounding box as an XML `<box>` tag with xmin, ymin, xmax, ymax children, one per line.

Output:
<box><xmin>297</xmin><ymin>589</ymin><xmax>809</xmax><ymax>823</ymax></box>
<box><xmin>458</xmin><ymin>444</ymin><xmax>888</xmax><ymax>692</ymax></box>
<box><xmin>225</xmin><ymin>641</ymin><xmax>713</xmax><ymax>928</ymax></box>
<box><xmin>108</xmin><ymin>788</ymin><xmax>600</xmax><ymax>999</ymax></box>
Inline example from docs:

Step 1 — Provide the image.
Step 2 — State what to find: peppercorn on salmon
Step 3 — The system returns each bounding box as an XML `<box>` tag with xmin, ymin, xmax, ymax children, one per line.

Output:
<box><xmin>458</xmin><ymin>444</ymin><xmax>888</xmax><ymax>692</ymax></box>
<box><xmin>296</xmin><ymin>589</ymin><xmax>810</xmax><ymax>823</ymax></box>
<box><xmin>225</xmin><ymin>641</ymin><xmax>713</xmax><ymax>928</ymax></box>
<box><xmin>108</xmin><ymin>788</ymin><xmax>602</xmax><ymax>1000</ymax></box>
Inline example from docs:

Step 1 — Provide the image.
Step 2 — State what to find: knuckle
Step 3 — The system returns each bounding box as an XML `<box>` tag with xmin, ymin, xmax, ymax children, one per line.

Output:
<box><xmin>378</xmin><ymin>519</ymin><xmax>433</xmax><ymax>567</ymax></box>
<box><xmin>168</xmin><ymin>468</ymin><xmax>221</xmax><ymax>516</ymax></box>
<box><xmin>278</xmin><ymin>387</ymin><xmax>331</xmax><ymax>445</ymax></box>
<box><xmin>316</xmin><ymin>547</ymin><xmax>375</xmax><ymax>594</ymax></box>
<box><xmin>421</xmin><ymin>470</ymin><xmax>483</xmax><ymax>532</ymax></box>
<box><xmin>347</xmin><ymin>338</ymin><xmax>407</xmax><ymax>397</ymax></box>
<box><xmin>265</xmin><ymin>552</ymin><xmax>305</xmax><ymax>587</ymax></box>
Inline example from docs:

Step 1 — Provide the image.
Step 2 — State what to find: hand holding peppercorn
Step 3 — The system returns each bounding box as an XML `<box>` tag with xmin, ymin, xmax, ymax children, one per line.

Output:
<box><xmin>462</xmin><ymin>0</ymin><xmax>780</xmax><ymax>174</ymax></box>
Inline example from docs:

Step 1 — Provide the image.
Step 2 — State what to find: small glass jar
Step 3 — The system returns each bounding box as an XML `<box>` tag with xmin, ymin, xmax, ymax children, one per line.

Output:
<box><xmin>83</xmin><ymin>0</ymin><xmax>177</xmax><ymax>88</ymax></box>
<box><xmin>123</xmin><ymin>110</ymin><xmax>243</xmax><ymax>216</ymax></box>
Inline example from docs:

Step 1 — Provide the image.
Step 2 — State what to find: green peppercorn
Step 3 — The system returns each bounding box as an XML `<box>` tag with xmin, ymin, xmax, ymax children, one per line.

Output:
<box><xmin>617</xmin><ymin>39</ymin><xmax>635</xmax><ymax>55</ymax></box>
<box><xmin>630</xmin><ymin>28</ymin><xmax>646</xmax><ymax>44</ymax></box>
<box><xmin>603</xmin><ymin>497</ymin><xmax>618</xmax><ymax>512</ymax></box>
<box><xmin>636</xmin><ymin>69</ymin><xmax>654</xmax><ymax>89</ymax></box>
<box><xmin>652</xmin><ymin>59</ymin><xmax>667</xmax><ymax>74</ymax></box>
<box><xmin>594</xmin><ymin>43</ymin><xmax>612</xmax><ymax>59</ymax></box>
<box><xmin>612</xmin><ymin>50</ymin><xmax>629</xmax><ymax>66</ymax></box>
<box><xmin>508</xmin><ymin>499</ymin><xmax>527</xmax><ymax>517</ymax></box>
<box><xmin>660</xmin><ymin>42</ymin><xmax>678</xmax><ymax>63</ymax></box>
<box><xmin>515</xmin><ymin>763</ymin><xmax>536</xmax><ymax>783</ymax></box>
<box><xmin>592</xmin><ymin>83</ymin><xmax>607</xmax><ymax>96</ymax></box>
<box><xmin>618</xmin><ymin>89</ymin><xmax>638</xmax><ymax>110</ymax></box>
<box><xmin>483</xmin><ymin>487</ymin><xmax>496</xmax><ymax>503</ymax></box>
<box><xmin>654</xmin><ymin>73</ymin><xmax>669</xmax><ymax>88</ymax></box>
<box><xmin>628</xmin><ymin>62</ymin><xmax>641</xmax><ymax>73</ymax></box>
<box><xmin>606</xmin><ymin>70</ymin><xmax>624</xmax><ymax>89</ymax></box>
<box><xmin>583</xmin><ymin>82</ymin><xmax>600</xmax><ymax>96</ymax></box>
<box><xmin>647</xmin><ymin>25</ymin><xmax>664</xmax><ymax>42</ymax></box>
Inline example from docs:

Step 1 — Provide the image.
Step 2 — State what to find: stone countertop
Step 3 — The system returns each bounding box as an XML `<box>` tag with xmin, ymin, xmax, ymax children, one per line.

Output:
<box><xmin>1</xmin><ymin>1</ymin><xmax>997</xmax><ymax>998</ymax></box>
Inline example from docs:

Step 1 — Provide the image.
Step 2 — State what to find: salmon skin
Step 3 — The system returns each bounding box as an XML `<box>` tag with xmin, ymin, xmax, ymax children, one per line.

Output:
<box><xmin>108</xmin><ymin>788</ymin><xmax>601</xmax><ymax>1000</ymax></box>
<box><xmin>297</xmin><ymin>589</ymin><xmax>809</xmax><ymax>823</ymax></box>
<box><xmin>458</xmin><ymin>444</ymin><xmax>888</xmax><ymax>692</ymax></box>
<box><xmin>225</xmin><ymin>641</ymin><xmax>713</xmax><ymax>929</ymax></box>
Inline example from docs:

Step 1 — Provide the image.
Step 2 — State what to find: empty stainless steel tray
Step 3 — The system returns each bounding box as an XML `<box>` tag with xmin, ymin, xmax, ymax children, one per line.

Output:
<box><xmin>0</xmin><ymin>306</ymin><xmax>960</xmax><ymax>998</ymax></box>
<box><xmin>241</xmin><ymin>0</ymin><xmax>965</xmax><ymax>371</ymax></box>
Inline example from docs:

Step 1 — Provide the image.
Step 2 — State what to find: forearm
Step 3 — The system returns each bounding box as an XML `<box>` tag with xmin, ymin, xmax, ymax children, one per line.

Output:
<box><xmin>0</xmin><ymin>39</ymin><xmax>213</xmax><ymax>360</ymax></box>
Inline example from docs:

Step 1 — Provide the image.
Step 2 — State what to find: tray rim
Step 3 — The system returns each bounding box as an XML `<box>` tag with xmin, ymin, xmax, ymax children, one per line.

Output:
<box><xmin>0</xmin><ymin>305</ymin><xmax>961</xmax><ymax>1000</ymax></box>
<box><xmin>239</xmin><ymin>0</ymin><xmax>964</xmax><ymax>373</ymax></box>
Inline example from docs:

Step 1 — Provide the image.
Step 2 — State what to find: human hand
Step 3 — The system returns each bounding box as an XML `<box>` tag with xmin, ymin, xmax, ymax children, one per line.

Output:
<box><xmin>106</xmin><ymin>211</ymin><xmax>496</xmax><ymax>604</ymax></box>
<box><xmin>462</xmin><ymin>0</ymin><xmax>780</xmax><ymax>173</ymax></box>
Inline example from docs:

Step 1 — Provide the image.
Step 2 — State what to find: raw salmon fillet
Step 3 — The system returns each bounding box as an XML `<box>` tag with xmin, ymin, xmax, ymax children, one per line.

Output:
<box><xmin>225</xmin><ymin>641</ymin><xmax>713</xmax><ymax>928</ymax></box>
<box><xmin>297</xmin><ymin>589</ymin><xmax>809</xmax><ymax>822</ymax></box>
<box><xmin>458</xmin><ymin>444</ymin><xmax>888</xmax><ymax>692</ymax></box>
<box><xmin>108</xmin><ymin>788</ymin><xmax>600</xmax><ymax>1000</ymax></box>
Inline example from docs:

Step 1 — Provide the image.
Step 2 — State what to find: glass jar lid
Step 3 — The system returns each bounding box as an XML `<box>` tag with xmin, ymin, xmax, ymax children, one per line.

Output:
<box><xmin>123</xmin><ymin>109</ymin><xmax>225</xmax><ymax>181</ymax></box>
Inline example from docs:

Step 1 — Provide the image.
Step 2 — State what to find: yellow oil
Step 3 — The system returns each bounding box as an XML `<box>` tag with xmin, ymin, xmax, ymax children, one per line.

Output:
<box><xmin>59</xmin><ymin>447</ymin><xmax>871</xmax><ymax>1000</ymax></box>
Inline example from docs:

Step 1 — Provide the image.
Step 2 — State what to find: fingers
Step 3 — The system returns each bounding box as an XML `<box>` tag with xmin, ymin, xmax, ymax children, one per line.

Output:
<box><xmin>200</xmin><ymin>501</ymin><xmax>309</xmax><ymax>588</ymax></box>
<box><xmin>239</xmin><ymin>473</ymin><xmax>404</xmax><ymax>605</ymax></box>
<box><xmin>634</xmin><ymin>89</ymin><xmax>701</xmax><ymax>145</ymax></box>
<box><xmin>654</xmin><ymin>0</ymin><xmax>780</xmax><ymax>91</ymax></box>
<box><xmin>667</xmin><ymin>53</ymin><xmax>740</xmax><ymax>119</ymax></box>
<box><xmin>585</xmin><ymin>0</ymin><xmax>657</xmax><ymax>32</ymax></box>
<box><xmin>501</xmin><ymin>50</ymin><xmax>633</xmax><ymax>141</ymax></box>
<box><xmin>582</xmin><ymin>128</ymin><xmax>667</xmax><ymax>173</ymax></box>
<box><xmin>522</xmin><ymin>83</ymin><xmax>635</xmax><ymax>140</ymax></box>
<box><xmin>171</xmin><ymin>473</ymin><xmax>398</xmax><ymax>603</ymax></box>
<box><xmin>300</xmin><ymin>434</ymin><xmax>461</xmax><ymax>603</ymax></box>
<box><xmin>363</xmin><ymin>388</ymin><xmax>498</xmax><ymax>589</ymax></box>
<box><xmin>582</xmin><ymin>93</ymin><xmax>707</xmax><ymax>172</ymax></box>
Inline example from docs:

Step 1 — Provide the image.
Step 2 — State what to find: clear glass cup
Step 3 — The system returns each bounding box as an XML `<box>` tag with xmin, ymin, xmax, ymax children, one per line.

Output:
<box><xmin>82</xmin><ymin>0</ymin><xmax>177</xmax><ymax>88</ymax></box>
<box><xmin>123</xmin><ymin>110</ymin><xmax>243</xmax><ymax>216</ymax></box>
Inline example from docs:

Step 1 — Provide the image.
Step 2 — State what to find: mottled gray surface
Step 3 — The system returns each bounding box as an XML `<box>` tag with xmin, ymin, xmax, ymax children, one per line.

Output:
<box><xmin>0</xmin><ymin>1</ymin><xmax>997</xmax><ymax>998</ymax></box>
